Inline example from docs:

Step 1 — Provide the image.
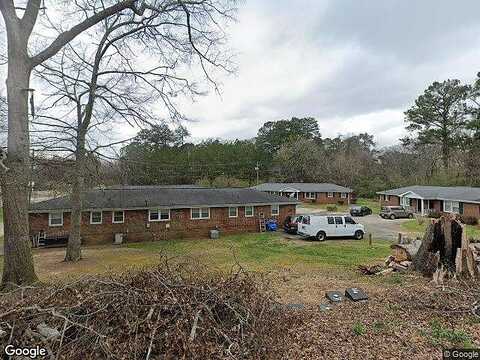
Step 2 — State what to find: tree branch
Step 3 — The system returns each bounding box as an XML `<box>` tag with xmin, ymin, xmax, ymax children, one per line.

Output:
<box><xmin>30</xmin><ymin>0</ymin><xmax>136</xmax><ymax>67</ymax></box>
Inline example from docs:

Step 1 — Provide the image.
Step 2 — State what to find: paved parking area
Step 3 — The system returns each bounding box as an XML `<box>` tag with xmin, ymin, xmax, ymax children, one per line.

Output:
<box><xmin>356</xmin><ymin>214</ymin><xmax>410</xmax><ymax>241</ymax></box>
<box><xmin>296</xmin><ymin>205</ymin><xmax>412</xmax><ymax>241</ymax></box>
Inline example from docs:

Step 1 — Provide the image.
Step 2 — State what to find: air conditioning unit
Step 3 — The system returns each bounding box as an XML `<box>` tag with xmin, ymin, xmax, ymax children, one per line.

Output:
<box><xmin>114</xmin><ymin>233</ymin><xmax>124</xmax><ymax>245</ymax></box>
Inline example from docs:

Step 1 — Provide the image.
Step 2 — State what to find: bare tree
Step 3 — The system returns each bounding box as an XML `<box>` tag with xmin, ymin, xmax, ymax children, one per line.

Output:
<box><xmin>0</xmin><ymin>0</ymin><xmax>236</xmax><ymax>287</ymax></box>
<box><xmin>33</xmin><ymin>1</ymin><xmax>232</xmax><ymax>261</ymax></box>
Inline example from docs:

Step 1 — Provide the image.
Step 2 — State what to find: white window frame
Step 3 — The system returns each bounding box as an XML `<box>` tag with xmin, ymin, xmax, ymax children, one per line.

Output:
<box><xmin>149</xmin><ymin>208</ymin><xmax>170</xmax><ymax>222</ymax></box>
<box><xmin>341</xmin><ymin>192</ymin><xmax>347</xmax><ymax>199</ymax></box>
<box><xmin>384</xmin><ymin>195</ymin><xmax>389</xmax><ymax>201</ymax></box>
<box><xmin>443</xmin><ymin>200</ymin><xmax>460</xmax><ymax>214</ymax></box>
<box><xmin>271</xmin><ymin>204</ymin><xmax>280</xmax><ymax>216</ymax></box>
<box><xmin>327</xmin><ymin>192</ymin><xmax>334</xmax><ymax>198</ymax></box>
<box><xmin>245</xmin><ymin>206</ymin><xmax>254</xmax><ymax>217</ymax></box>
<box><xmin>112</xmin><ymin>210</ymin><xmax>125</xmax><ymax>224</ymax></box>
<box><xmin>90</xmin><ymin>211</ymin><xmax>103</xmax><ymax>225</ymax></box>
<box><xmin>228</xmin><ymin>207</ymin><xmax>238</xmax><ymax>218</ymax></box>
<box><xmin>48</xmin><ymin>212</ymin><xmax>63</xmax><ymax>227</ymax></box>
<box><xmin>191</xmin><ymin>207</ymin><xmax>210</xmax><ymax>220</ymax></box>
<box><xmin>305</xmin><ymin>192</ymin><xmax>316</xmax><ymax>200</ymax></box>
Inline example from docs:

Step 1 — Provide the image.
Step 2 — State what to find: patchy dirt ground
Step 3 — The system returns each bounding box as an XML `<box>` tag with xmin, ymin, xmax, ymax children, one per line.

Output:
<box><xmin>3</xmin><ymin>235</ymin><xmax>479</xmax><ymax>359</ymax></box>
<box><xmin>265</xmin><ymin>264</ymin><xmax>480</xmax><ymax>359</ymax></box>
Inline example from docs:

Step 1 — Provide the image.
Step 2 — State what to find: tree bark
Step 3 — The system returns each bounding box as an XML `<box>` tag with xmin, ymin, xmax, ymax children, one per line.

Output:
<box><xmin>64</xmin><ymin>137</ymin><xmax>85</xmax><ymax>262</ymax></box>
<box><xmin>441</xmin><ymin>140</ymin><xmax>450</xmax><ymax>169</ymax></box>
<box><xmin>1</xmin><ymin>22</ymin><xmax>38</xmax><ymax>287</ymax></box>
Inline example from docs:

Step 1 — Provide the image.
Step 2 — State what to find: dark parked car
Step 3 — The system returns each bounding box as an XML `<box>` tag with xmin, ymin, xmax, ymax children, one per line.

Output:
<box><xmin>349</xmin><ymin>205</ymin><xmax>372</xmax><ymax>217</ymax></box>
<box><xmin>284</xmin><ymin>215</ymin><xmax>304</xmax><ymax>234</ymax></box>
<box><xmin>379</xmin><ymin>206</ymin><xmax>414</xmax><ymax>220</ymax></box>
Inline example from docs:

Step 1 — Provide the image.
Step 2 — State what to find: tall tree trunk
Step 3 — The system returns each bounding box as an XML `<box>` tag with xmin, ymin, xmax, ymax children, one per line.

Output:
<box><xmin>1</xmin><ymin>31</ymin><xmax>38</xmax><ymax>287</ymax></box>
<box><xmin>441</xmin><ymin>140</ymin><xmax>450</xmax><ymax>169</ymax></box>
<box><xmin>65</xmin><ymin>133</ymin><xmax>86</xmax><ymax>262</ymax></box>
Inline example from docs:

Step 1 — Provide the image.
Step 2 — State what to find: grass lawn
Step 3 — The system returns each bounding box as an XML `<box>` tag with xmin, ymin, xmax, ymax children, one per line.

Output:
<box><xmin>356</xmin><ymin>197</ymin><xmax>381</xmax><ymax>214</ymax></box>
<box><xmin>298</xmin><ymin>198</ymin><xmax>380</xmax><ymax>214</ymax></box>
<box><xmin>0</xmin><ymin>233</ymin><xmax>392</xmax><ymax>283</ymax></box>
<box><xmin>401</xmin><ymin>219</ymin><xmax>480</xmax><ymax>239</ymax></box>
<box><xmin>299</xmin><ymin>202</ymin><xmax>350</xmax><ymax>212</ymax></box>
<box><xmin>127</xmin><ymin>233</ymin><xmax>392</xmax><ymax>273</ymax></box>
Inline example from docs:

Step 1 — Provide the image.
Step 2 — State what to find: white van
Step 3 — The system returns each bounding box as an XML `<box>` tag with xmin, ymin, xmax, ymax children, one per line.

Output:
<box><xmin>297</xmin><ymin>214</ymin><xmax>365</xmax><ymax>241</ymax></box>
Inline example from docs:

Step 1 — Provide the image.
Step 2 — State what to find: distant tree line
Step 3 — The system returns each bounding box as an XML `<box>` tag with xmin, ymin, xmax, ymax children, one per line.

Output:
<box><xmin>113</xmin><ymin>73</ymin><xmax>480</xmax><ymax>197</ymax></box>
<box><xmin>32</xmin><ymin>73</ymin><xmax>480</xmax><ymax>198</ymax></box>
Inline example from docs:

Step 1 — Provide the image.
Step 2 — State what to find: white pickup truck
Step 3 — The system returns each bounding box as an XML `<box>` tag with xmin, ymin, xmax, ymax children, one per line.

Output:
<box><xmin>297</xmin><ymin>214</ymin><xmax>365</xmax><ymax>241</ymax></box>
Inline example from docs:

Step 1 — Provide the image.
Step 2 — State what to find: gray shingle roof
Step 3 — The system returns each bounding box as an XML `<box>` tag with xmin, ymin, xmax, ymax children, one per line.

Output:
<box><xmin>377</xmin><ymin>186</ymin><xmax>480</xmax><ymax>203</ymax></box>
<box><xmin>251</xmin><ymin>183</ymin><xmax>353</xmax><ymax>193</ymax></box>
<box><xmin>29</xmin><ymin>187</ymin><xmax>299</xmax><ymax>212</ymax></box>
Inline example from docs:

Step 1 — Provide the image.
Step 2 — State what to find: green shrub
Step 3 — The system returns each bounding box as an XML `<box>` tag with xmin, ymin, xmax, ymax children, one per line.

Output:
<box><xmin>459</xmin><ymin>215</ymin><xmax>479</xmax><ymax>226</ymax></box>
<box><xmin>326</xmin><ymin>205</ymin><xmax>337</xmax><ymax>212</ymax></box>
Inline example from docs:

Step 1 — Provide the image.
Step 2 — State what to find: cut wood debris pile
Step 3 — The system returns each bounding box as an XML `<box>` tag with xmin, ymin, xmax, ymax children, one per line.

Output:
<box><xmin>0</xmin><ymin>261</ymin><xmax>298</xmax><ymax>360</ymax></box>
<box><xmin>358</xmin><ymin>236</ymin><xmax>420</xmax><ymax>276</ymax></box>
<box><xmin>360</xmin><ymin>215</ymin><xmax>480</xmax><ymax>279</ymax></box>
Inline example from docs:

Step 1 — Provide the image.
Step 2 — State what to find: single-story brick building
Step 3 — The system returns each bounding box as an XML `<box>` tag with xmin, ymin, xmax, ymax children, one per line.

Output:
<box><xmin>377</xmin><ymin>185</ymin><xmax>480</xmax><ymax>218</ymax></box>
<box><xmin>251</xmin><ymin>183</ymin><xmax>353</xmax><ymax>204</ymax></box>
<box><xmin>29</xmin><ymin>186</ymin><xmax>298</xmax><ymax>245</ymax></box>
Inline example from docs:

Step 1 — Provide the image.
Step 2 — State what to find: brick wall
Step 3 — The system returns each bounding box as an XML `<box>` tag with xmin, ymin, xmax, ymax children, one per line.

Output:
<box><xmin>298</xmin><ymin>192</ymin><xmax>350</xmax><ymax>205</ymax></box>
<box><xmin>463</xmin><ymin>203</ymin><xmax>480</xmax><ymax>218</ymax></box>
<box><xmin>29</xmin><ymin>204</ymin><xmax>296</xmax><ymax>245</ymax></box>
<box><xmin>379</xmin><ymin>195</ymin><xmax>400</xmax><ymax>207</ymax></box>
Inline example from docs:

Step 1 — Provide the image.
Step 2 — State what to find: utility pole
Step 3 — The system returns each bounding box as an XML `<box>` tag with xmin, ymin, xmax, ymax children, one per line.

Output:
<box><xmin>255</xmin><ymin>162</ymin><xmax>260</xmax><ymax>185</ymax></box>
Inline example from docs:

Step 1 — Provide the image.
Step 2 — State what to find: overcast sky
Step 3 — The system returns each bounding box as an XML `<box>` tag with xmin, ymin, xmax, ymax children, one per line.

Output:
<box><xmin>175</xmin><ymin>0</ymin><xmax>480</xmax><ymax>147</ymax></box>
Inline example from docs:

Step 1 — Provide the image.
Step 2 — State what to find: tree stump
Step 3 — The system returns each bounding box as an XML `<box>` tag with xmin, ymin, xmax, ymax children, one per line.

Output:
<box><xmin>413</xmin><ymin>215</ymin><xmax>478</xmax><ymax>282</ymax></box>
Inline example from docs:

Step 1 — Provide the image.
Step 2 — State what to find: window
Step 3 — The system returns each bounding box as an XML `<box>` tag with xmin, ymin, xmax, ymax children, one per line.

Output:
<box><xmin>228</xmin><ymin>207</ymin><xmax>238</xmax><ymax>218</ymax></box>
<box><xmin>345</xmin><ymin>217</ymin><xmax>356</xmax><ymax>224</ymax></box>
<box><xmin>90</xmin><ymin>211</ymin><xmax>102</xmax><ymax>225</ymax></box>
<box><xmin>327</xmin><ymin>192</ymin><xmax>334</xmax><ymax>198</ymax></box>
<box><xmin>327</xmin><ymin>216</ymin><xmax>334</xmax><ymax>224</ymax></box>
<box><xmin>191</xmin><ymin>207</ymin><xmax>210</xmax><ymax>219</ymax></box>
<box><xmin>49</xmin><ymin>212</ymin><xmax>63</xmax><ymax>227</ymax></box>
<box><xmin>245</xmin><ymin>206</ymin><xmax>254</xmax><ymax>217</ymax></box>
<box><xmin>341</xmin><ymin>192</ymin><xmax>347</xmax><ymax>199</ymax></box>
<box><xmin>112</xmin><ymin>211</ymin><xmax>124</xmax><ymax>224</ymax></box>
<box><xmin>149</xmin><ymin>209</ymin><xmax>170</xmax><ymax>221</ymax></box>
<box><xmin>271</xmin><ymin>204</ymin><xmax>279</xmax><ymax>216</ymax></box>
<box><xmin>401</xmin><ymin>197</ymin><xmax>410</xmax><ymax>207</ymax></box>
<box><xmin>302</xmin><ymin>216</ymin><xmax>310</xmax><ymax>225</ymax></box>
<box><xmin>384</xmin><ymin>195</ymin><xmax>389</xmax><ymax>201</ymax></box>
<box><xmin>334</xmin><ymin>216</ymin><xmax>343</xmax><ymax>225</ymax></box>
<box><xmin>444</xmin><ymin>201</ymin><xmax>460</xmax><ymax>213</ymax></box>
<box><xmin>305</xmin><ymin>192</ymin><xmax>316</xmax><ymax>199</ymax></box>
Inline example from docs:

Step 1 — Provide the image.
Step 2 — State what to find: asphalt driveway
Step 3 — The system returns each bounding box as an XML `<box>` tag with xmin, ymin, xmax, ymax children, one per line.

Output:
<box><xmin>297</xmin><ymin>205</ymin><xmax>411</xmax><ymax>241</ymax></box>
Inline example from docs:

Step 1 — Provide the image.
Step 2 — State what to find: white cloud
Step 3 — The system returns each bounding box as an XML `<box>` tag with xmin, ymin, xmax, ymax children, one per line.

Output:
<box><xmin>168</xmin><ymin>0</ymin><xmax>480</xmax><ymax>147</ymax></box>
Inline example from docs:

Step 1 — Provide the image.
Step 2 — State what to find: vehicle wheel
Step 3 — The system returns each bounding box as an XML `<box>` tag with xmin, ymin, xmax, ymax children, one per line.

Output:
<box><xmin>316</xmin><ymin>231</ymin><xmax>326</xmax><ymax>241</ymax></box>
<box><xmin>354</xmin><ymin>230</ymin><xmax>364</xmax><ymax>240</ymax></box>
<box><xmin>389</xmin><ymin>214</ymin><xmax>396</xmax><ymax>220</ymax></box>
<box><xmin>408</xmin><ymin>213</ymin><xmax>414</xmax><ymax>219</ymax></box>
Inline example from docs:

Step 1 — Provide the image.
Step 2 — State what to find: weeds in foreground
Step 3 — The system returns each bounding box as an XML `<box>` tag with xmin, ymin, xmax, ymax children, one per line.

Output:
<box><xmin>421</xmin><ymin>320</ymin><xmax>473</xmax><ymax>348</ymax></box>
<box><xmin>352</xmin><ymin>322</ymin><xmax>366</xmax><ymax>336</ymax></box>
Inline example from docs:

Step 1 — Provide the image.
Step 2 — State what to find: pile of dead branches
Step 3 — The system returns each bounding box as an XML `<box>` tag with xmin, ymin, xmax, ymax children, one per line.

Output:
<box><xmin>0</xmin><ymin>260</ymin><xmax>297</xmax><ymax>359</ymax></box>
